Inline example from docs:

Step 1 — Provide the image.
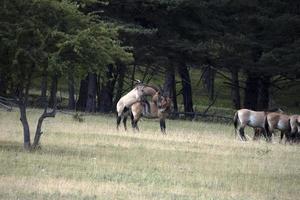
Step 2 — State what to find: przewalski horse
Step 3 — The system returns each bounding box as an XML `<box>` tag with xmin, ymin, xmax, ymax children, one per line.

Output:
<box><xmin>130</xmin><ymin>91</ymin><xmax>172</xmax><ymax>133</ymax></box>
<box><xmin>252</xmin><ymin>108</ymin><xmax>284</xmax><ymax>140</ymax></box>
<box><xmin>116</xmin><ymin>84</ymin><xmax>160</xmax><ymax>130</ymax></box>
<box><xmin>265</xmin><ymin>112</ymin><xmax>292</xmax><ymax>143</ymax></box>
<box><xmin>233</xmin><ymin>109</ymin><xmax>270</xmax><ymax>141</ymax></box>
<box><xmin>290</xmin><ymin>115</ymin><xmax>300</xmax><ymax>142</ymax></box>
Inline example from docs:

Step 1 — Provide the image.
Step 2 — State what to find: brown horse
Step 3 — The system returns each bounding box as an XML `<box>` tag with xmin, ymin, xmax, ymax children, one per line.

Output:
<box><xmin>290</xmin><ymin>115</ymin><xmax>300</xmax><ymax>142</ymax></box>
<box><xmin>266</xmin><ymin>112</ymin><xmax>291</xmax><ymax>143</ymax></box>
<box><xmin>252</xmin><ymin>108</ymin><xmax>284</xmax><ymax>140</ymax></box>
<box><xmin>233</xmin><ymin>109</ymin><xmax>270</xmax><ymax>141</ymax></box>
<box><xmin>130</xmin><ymin>92</ymin><xmax>172</xmax><ymax>133</ymax></box>
<box><xmin>116</xmin><ymin>84</ymin><xmax>160</xmax><ymax>131</ymax></box>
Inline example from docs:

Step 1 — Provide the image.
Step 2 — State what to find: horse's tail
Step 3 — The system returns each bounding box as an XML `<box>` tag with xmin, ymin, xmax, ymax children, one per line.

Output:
<box><xmin>264</xmin><ymin>116</ymin><xmax>270</xmax><ymax>136</ymax></box>
<box><xmin>233</xmin><ymin>111</ymin><xmax>239</xmax><ymax>130</ymax></box>
<box><xmin>233</xmin><ymin>111</ymin><xmax>239</xmax><ymax>138</ymax></box>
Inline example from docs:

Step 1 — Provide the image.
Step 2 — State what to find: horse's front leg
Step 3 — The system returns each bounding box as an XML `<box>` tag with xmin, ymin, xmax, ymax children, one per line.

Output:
<box><xmin>253</xmin><ymin>128</ymin><xmax>262</xmax><ymax>140</ymax></box>
<box><xmin>237</xmin><ymin>125</ymin><xmax>247</xmax><ymax>141</ymax></box>
<box><xmin>160</xmin><ymin>118</ymin><xmax>166</xmax><ymax>134</ymax></box>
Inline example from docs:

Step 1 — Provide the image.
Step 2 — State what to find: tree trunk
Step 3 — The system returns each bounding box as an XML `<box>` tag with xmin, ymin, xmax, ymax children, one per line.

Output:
<box><xmin>37</xmin><ymin>71</ymin><xmax>48</xmax><ymax>108</ymax></box>
<box><xmin>68</xmin><ymin>72</ymin><xmax>76</xmax><ymax>110</ymax></box>
<box><xmin>178</xmin><ymin>63</ymin><xmax>194</xmax><ymax>118</ymax></box>
<box><xmin>32</xmin><ymin>106</ymin><xmax>56</xmax><ymax>149</ymax></box>
<box><xmin>40</xmin><ymin>74</ymin><xmax>47</xmax><ymax>99</ymax></box>
<box><xmin>49</xmin><ymin>75</ymin><xmax>58</xmax><ymax>108</ymax></box>
<box><xmin>85</xmin><ymin>73</ymin><xmax>97</xmax><ymax>112</ymax></box>
<box><xmin>131</xmin><ymin>64</ymin><xmax>136</xmax><ymax>88</ymax></box>
<box><xmin>243</xmin><ymin>73</ymin><xmax>259</xmax><ymax>110</ymax></box>
<box><xmin>163</xmin><ymin>67</ymin><xmax>175</xmax><ymax>97</ymax></box>
<box><xmin>230</xmin><ymin>67</ymin><xmax>241</xmax><ymax>109</ymax></box>
<box><xmin>202</xmin><ymin>66</ymin><xmax>215</xmax><ymax>101</ymax></box>
<box><xmin>0</xmin><ymin>73</ymin><xmax>8</xmax><ymax>97</ymax></box>
<box><xmin>76</xmin><ymin>76</ymin><xmax>88</xmax><ymax>111</ymax></box>
<box><xmin>163</xmin><ymin>66</ymin><xmax>178</xmax><ymax>118</ymax></box>
<box><xmin>113</xmin><ymin>63</ymin><xmax>126</xmax><ymax>109</ymax></box>
<box><xmin>257</xmin><ymin>76</ymin><xmax>271</xmax><ymax>110</ymax></box>
<box><xmin>18</xmin><ymin>100</ymin><xmax>31</xmax><ymax>149</ymax></box>
<box><xmin>99</xmin><ymin>65</ymin><xmax>117</xmax><ymax>113</ymax></box>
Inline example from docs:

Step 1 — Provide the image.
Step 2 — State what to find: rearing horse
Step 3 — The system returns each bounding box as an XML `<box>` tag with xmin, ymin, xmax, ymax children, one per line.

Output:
<box><xmin>116</xmin><ymin>84</ymin><xmax>159</xmax><ymax>130</ymax></box>
<box><xmin>130</xmin><ymin>92</ymin><xmax>171</xmax><ymax>133</ymax></box>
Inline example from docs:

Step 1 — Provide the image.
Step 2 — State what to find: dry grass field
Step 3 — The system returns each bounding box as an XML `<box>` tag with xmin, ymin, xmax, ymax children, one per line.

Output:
<box><xmin>0</xmin><ymin>109</ymin><xmax>299</xmax><ymax>200</ymax></box>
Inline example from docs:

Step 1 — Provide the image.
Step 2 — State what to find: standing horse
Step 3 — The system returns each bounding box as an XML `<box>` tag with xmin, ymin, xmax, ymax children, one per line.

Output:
<box><xmin>130</xmin><ymin>92</ymin><xmax>171</xmax><ymax>133</ymax></box>
<box><xmin>252</xmin><ymin>108</ymin><xmax>284</xmax><ymax>140</ymax></box>
<box><xmin>266</xmin><ymin>112</ymin><xmax>291</xmax><ymax>143</ymax></box>
<box><xmin>290</xmin><ymin>115</ymin><xmax>300</xmax><ymax>142</ymax></box>
<box><xmin>233</xmin><ymin>109</ymin><xmax>270</xmax><ymax>141</ymax></box>
<box><xmin>116</xmin><ymin>84</ymin><xmax>159</xmax><ymax>130</ymax></box>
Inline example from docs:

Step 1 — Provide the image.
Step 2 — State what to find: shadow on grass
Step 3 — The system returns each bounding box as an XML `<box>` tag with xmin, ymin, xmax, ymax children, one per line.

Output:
<box><xmin>0</xmin><ymin>141</ymin><xmax>24</xmax><ymax>152</ymax></box>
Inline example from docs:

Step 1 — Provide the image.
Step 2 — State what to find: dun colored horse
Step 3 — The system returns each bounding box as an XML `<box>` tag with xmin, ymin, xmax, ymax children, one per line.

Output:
<box><xmin>290</xmin><ymin>115</ymin><xmax>300</xmax><ymax>133</ymax></box>
<box><xmin>116</xmin><ymin>84</ymin><xmax>159</xmax><ymax>130</ymax></box>
<box><xmin>290</xmin><ymin>115</ymin><xmax>300</xmax><ymax>142</ymax></box>
<box><xmin>233</xmin><ymin>109</ymin><xmax>270</xmax><ymax>141</ymax></box>
<box><xmin>252</xmin><ymin>108</ymin><xmax>284</xmax><ymax>140</ymax></box>
<box><xmin>130</xmin><ymin>92</ymin><xmax>171</xmax><ymax>133</ymax></box>
<box><xmin>266</xmin><ymin>112</ymin><xmax>292</xmax><ymax>143</ymax></box>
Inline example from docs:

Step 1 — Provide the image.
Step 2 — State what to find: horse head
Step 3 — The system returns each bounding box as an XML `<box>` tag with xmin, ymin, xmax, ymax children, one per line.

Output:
<box><xmin>153</xmin><ymin>86</ymin><xmax>171</xmax><ymax>113</ymax></box>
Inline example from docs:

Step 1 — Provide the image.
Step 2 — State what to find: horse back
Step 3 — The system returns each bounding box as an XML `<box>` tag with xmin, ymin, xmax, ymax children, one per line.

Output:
<box><xmin>267</xmin><ymin>112</ymin><xmax>290</xmax><ymax>130</ymax></box>
<box><xmin>237</xmin><ymin>109</ymin><xmax>266</xmax><ymax>128</ymax></box>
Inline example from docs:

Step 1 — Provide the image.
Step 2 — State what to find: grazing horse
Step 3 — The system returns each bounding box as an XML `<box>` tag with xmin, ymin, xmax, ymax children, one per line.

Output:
<box><xmin>233</xmin><ymin>109</ymin><xmax>270</xmax><ymax>141</ymax></box>
<box><xmin>116</xmin><ymin>84</ymin><xmax>159</xmax><ymax>130</ymax></box>
<box><xmin>266</xmin><ymin>112</ymin><xmax>291</xmax><ymax>143</ymax></box>
<box><xmin>130</xmin><ymin>92</ymin><xmax>172</xmax><ymax>133</ymax></box>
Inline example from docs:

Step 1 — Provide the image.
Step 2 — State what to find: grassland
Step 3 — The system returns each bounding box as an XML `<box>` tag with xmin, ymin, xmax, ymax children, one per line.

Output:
<box><xmin>0</xmin><ymin>109</ymin><xmax>299</xmax><ymax>200</ymax></box>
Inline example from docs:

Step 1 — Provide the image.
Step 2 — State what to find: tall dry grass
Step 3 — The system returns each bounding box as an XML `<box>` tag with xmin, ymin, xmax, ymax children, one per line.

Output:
<box><xmin>0</xmin><ymin>109</ymin><xmax>299</xmax><ymax>200</ymax></box>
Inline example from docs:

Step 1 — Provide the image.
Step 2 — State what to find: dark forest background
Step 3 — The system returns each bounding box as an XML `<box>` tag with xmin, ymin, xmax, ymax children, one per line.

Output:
<box><xmin>1</xmin><ymin>0</ymin><xmax>300</xmax><ymax>148</ymax></box>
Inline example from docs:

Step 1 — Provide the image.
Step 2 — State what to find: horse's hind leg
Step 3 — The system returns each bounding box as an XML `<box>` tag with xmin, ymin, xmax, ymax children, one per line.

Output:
<box><xmin>130</xmin><ymin>113</ymin><xmax>134</xmax><ymax>128</ymax></box>
<box><xmin>117</xmin><ymin>116</ymin><xmax>122</xmax><ymax>130</ymax></box>
<box><xmin>265</xmin><ymin>128</ymin><xmax>273</xmax><ymax>143</ymax></box>
<box><xmin>123</xmin><ymin>116</ymin><xmax>128</xmax><ymax>131</ymax></box>
<box><xmin>237</xmin><ymin>126</ymin><xmax>247</xmax><ymax>141</ymax></box>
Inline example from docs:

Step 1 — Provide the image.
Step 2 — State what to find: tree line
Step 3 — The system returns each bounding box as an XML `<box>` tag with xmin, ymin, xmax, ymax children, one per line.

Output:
<box><xmin>0</xmin><ymin>0</ymin><xmax>299</xmax><ymax>149</ymax></box>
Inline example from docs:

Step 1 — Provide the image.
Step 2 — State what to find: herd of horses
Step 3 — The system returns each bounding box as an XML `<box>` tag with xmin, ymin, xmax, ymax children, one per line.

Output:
<box><xmin>116</xmin><ymin>83</ymin><xmax>300</xmax><ymax>144</ymax></box>
<box><xmin>234</xmin><ymin>108</ymin><xmax>300</xmax><ymax>143</ymax></box>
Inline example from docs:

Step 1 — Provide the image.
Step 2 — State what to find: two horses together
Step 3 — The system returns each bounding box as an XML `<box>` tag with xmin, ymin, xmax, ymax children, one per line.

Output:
<box><xmin>234</xmin><ymin>109</ymin><xmax>300</xmax><ymax>143</ymax></box>
<box><xmin>116</xmin><ymin>83</ymin><xmax>171</xmax><ymax>133</ymax></box>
